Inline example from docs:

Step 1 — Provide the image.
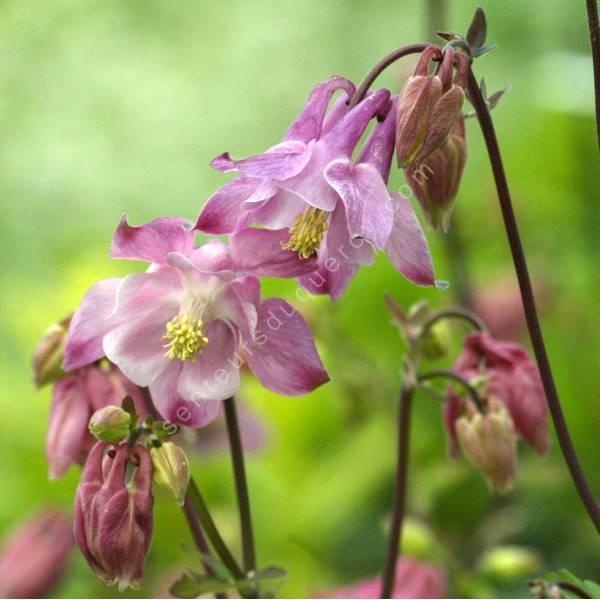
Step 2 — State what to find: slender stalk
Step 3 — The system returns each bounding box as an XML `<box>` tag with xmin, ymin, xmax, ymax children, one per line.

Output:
<box><xmin>557</xmin><ymin>581</ymin><xmax>592</xmax><ymax>599</ymax></box>
<box><xmin>348</xmin><ymin>44</ymin><xmax>430</xmax><ymax>109</ymax></box>
<box><xmin>182</xmin><ymin>495</ymin><xmax>226</xmax><ymax>598</ymax></box>
<box><xmin>586</xmin><ymin>0</ymin><xmax>600</xmax><ymax>151</ymax></box>
<box><xmin>380</xmin><ymin>384</ymin><xmax>414</xmax><ymax>598</ymax></box>
<box><xmin>418</xmin><ymin>369</ymin><xmax>486</xmax><ymax>414</ymax></box>
<box><xmin>420</xmin><ymin>307</ymin><xmax>485</xmax><ymax>337</ymax></box>
<box><xmin>187</xmin><ymin>478</ymin><xmax>245</xmax><ymax>580</ymax></box>
<box><xmin>139</xmin><ymin>387</ymin><xmax>245</xmax><ymax>579</ymax></box>
<box><xmin>466</xmin><ymin>68</ymin><xmax>600</xmax><ymax>533</ymax></box>
<box><xmin>224</xmin><ymin>396</ymin><xmax>257</xmax><ymax>573</ymax></box>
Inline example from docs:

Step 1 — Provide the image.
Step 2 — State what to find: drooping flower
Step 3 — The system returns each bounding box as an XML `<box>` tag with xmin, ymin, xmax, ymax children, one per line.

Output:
<box><xmin>314</xmin><ymin>558</ymin><xmax>447</xmax><ymax>599</ymax></box>
<box><xmin>0</xmin><ymin>509</ymin><xmax>72</xmax><ymax>599</ymax></box>
<box><xmin>46</xmin><ymin>361</ymin><xmax>146</xmax><ymax>479</ymax></box>
<box><xmin>197</xmin><ymin>78</ymin><xmax>435</xmax><ymax>300</ymax></box>
<box><xmin>405</xmin><ymin>116</ymin><xmax>467</xmax><ymax>231</ymax></box>
<box><xmin>444</xmin><ymin>331</ymin><xmax>550</xmax><ymax>456</ymax></box>
<box><xmin>63</xmin><ymin>217</ymin><xmax>329</xmax><ymax>426</ymax></box>
<box><xmin>395</xmin><ymin>47</ymin><xmax>467</xmax><ymax>168</ymax></box>
<box><xmin>74</xmin><ymin>442</ymin><xmax>154</xmax><ymax>591</ymax></box>
<box><xmin>454</xmin><ymin>395</ymin><xmax>517</xmax><ymax>493</ymax></box>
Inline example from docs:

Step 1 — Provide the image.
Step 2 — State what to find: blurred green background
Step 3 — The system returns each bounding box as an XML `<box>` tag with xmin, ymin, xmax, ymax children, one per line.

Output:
<box><xmin>1</xmin><ymin>0</ymin><xmax>599</xmax><ymax>597</ymax></box>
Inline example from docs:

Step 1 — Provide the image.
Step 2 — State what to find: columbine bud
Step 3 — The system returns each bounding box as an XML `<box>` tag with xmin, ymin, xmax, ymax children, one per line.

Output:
<box><xmin>75</xmin><ymin>442</ymin><xmax>154</xmax><ymax>590</ymax></box>
<box><xmin>0</xmin><ymin>509</ymin><xmax>72</xmax><ymax>599</ymax></box>
<box><xmin>422</xmin><ymin>318</ymin><xmax>452</xmax><ymax>360</ymax></box>
<box><xmin>150</xmin><ymin>442</ymin><xmax>190</xmax><ymax>507</ymax></box>
<box><xmin>32</xmin><ymin>316</ymin><xmax>70</xmax><ymax>387</ymax></box>
<box><xmin>396</xmin><ymin>48</ymin><xmax>466</xmax><ymax>168</ymax></box>
<box><xmin>405</xmin><ymin>116</ymin><xmax>467</xmax><ymax>231</ymax></box>
<box><xmin>89</xmin><ymin>405</ymin><xmax>131</xmax><ymax>443</ymax></box>
<box><xmin>455</xmin><ymin>397</ymin><xmax>517</xmax><ymax>494</ymax></box>
<box><xmin>479</xmin><ymin>545</ymin><xmax>542</xmax><ymax>581</ymax></box>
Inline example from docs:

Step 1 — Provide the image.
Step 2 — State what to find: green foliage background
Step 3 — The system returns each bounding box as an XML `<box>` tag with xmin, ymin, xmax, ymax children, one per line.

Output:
<box><xmin>1</xmin><ymin>1</ymin><xmax>598</xmax><ymax>597</ymax></box>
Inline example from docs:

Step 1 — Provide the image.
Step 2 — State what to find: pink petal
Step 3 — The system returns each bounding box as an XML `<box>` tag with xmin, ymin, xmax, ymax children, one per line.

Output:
<box><xmin>188</xmin><ymin>241</ymin><xmax>234</xmax><ymax>273</ymax></box>
<box><xmin>196</xmin><ymin>176</ymin><xmax>266</xmax><ymax>235</ymax></box>
<box><xmin>251</xmin><ymin>188</ymin><xmax>307</xmax><ymax>229</ymax></box>
<box><xmin>245</xmin><ymin>298</ymin><xmax>329</xmax><ymax>395</ymax></box>
<box><xmin>63</xmin><ymin>278</ymin><xmax>121</xmax><ymax>371</ymax></box>
<box><xmin>149</xmin><ymin>362</ymin><xmax>222</xmax><ymax>428</ymax></box>
<box><xmin>299</xmin><ymin>261</ymin><xmax>359</xmax><ymax>302</ymax></box>
<box><xmin>321</xmin><ymin>94</ymin><xmax>352</xmax><ymax>135</ymax></box>
<box><xmin>210</xmin><ymin>140</ymin><xmax>314</xmax><ymax>180</ymax></box>
<box><xmin>324</xmin><ymin>159</ymin><xmax>394</xmax><ymax>249</ymax></box>
<box><xmin>111</xmin><ymin>216</ymin><xmax>195</xmax><ymax>264</ymax></box>
<box><xmin>177</xmin><ymin>320</ymin><xmax>240</xmax><ymax>402</ymax></box>
<box><xmin>103</xmin><ymin>305</ymin><xmax>174</xmax><ymax>387</ymax></box>
<box><xmin>385</xmin><ymin>192</ymin><xmax>435</xmax><ymax>286</ymax></box>
<box><xmin>230</xmin><ymin>228</ymin><xmax>318</xmax><ymax>277</ymax></box>
<box><xmin>284</xmin><ymin>76</ymin><xmax>355</xmax><ymax>143</ymax></box>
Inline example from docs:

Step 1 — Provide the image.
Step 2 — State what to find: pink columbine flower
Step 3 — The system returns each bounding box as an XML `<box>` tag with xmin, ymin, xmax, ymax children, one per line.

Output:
<box><xmin>197</xmin><ymin>77</ymin><xmax>435</xmax><ymax>300</ymax></box>
<box><xmin>445</xmin><ymin>331</ymin><xmax>551</xmax><ymax>456</ymax></box>
<box><xmin>75</xmin><ymin>442</ymin><xmax>154</xmax><ymax>590</ymax></box>
<box><xmin>0</xmin><ymin>509</ymin><xmax>72</xmax><ymax>599</ymax></box>
<box><xmin>314</xmin><ymin>558</ymin><xmax>447</xmax><ymax>599</ymax></box>
<box><xmin>47</xmin><ymin>362</ymin><xmax>146</xmax><ymax>479</ymax></box>
<box><xmin>63</xmin><ymin>217</ymin><xmax>329</xmax><ymax>426</ymax></box>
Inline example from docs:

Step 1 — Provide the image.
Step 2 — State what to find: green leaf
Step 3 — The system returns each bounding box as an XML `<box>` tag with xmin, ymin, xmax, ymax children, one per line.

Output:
<box><xmin>249</xmin><ymin>565</ymin><xmax>287</xmax><ymax>582</ymax></box>
<box><xmin>538</xmin><ymin>569</ymin><xmax>600</xmax><ymax>599</ymax></box>
<box><xmin>169</xmin><ymin>572</ymin><xmax>233</xmax><ymax>599</ymax></box>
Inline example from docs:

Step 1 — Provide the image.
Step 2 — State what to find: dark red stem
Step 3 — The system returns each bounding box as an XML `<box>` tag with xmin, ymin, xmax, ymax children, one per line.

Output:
<box><xmin>586</xmin><ymin>0</ymin><xmax>600</xmax><ymax>151</ymax></box>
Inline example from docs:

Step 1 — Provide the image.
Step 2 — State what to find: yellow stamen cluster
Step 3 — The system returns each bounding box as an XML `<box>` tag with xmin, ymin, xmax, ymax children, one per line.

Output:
<box><xmin>281</xmin><ymin>208</ymin><xmax>329</xmax><ymax>259</ymax></box>
<box><xmin>163</xmin><ymin>314</ymin><xmax>209</xmax><ymax>361</ymax></box>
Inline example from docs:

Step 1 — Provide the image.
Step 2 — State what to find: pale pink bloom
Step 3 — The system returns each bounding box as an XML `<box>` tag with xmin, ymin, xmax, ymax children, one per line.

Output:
<box><xmin>47</xmin><ymin>362</ymin><xmax>146</xmax><ymax>479</ymax></box>
<box><xmin>315</xmin><ymin>558</ymin><xmax>446</xmax><ymax>599</ymax></box>
<box><xmin>445</xmin><ymin>332</ymin><xmax>550</xmax><ymax>456</ymax></box>
<box><xmin>0</xmin><ymin>509</ymin><xmax>72</xmax><ymax>599</ymax></box>
<box><xmin>64</xmin><ymin>217</ymin><xmax>329</xmax><ymax>426</ymax></box>
<box><xmin>74</xmin><ymin>442</ymin><xmax>154</xmax><ymax>591</ymax></box>
<box><xmin>197</xmin><ymin>78</ymin><xmax>434</xmax><ymax>300</ymax></box>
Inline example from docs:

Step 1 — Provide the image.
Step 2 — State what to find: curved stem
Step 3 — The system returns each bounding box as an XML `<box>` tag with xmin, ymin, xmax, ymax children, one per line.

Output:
<box><xmin>224</xmin><ymin>396</ymin><xmax>257</xmax><ymax>574</ymax></box>
<box><xmin>421</xmin><ymin>307</ymin><xmax>485</xmax><ymax>338</ymax></box>
<box><xmin>586</xmin><ymin>0</ymin><xmax>600</xmax><ymax>151</ymax></box>
<box><xmin>380</xmin><ymin>384</ymin><xmax>414</xmax><ymax>598</ymax></box>
<box><xmin>557</xmin><ymin>581</ymin><xmax>592</xmax><ymax>599</ymax></box>
<box><xmin>418</xmin><ymin>369</ymin><xmax>486</xmax><ymax>414</ymax></box>
<box><xmin>348</xmin><ymin>43</ymin><xmax>430</xmax><ymax>109</ymax></box>
<box><xmin>466</xmin><ymin>68</ymin><xmax>600</xmax><ymax>533</ymax></box>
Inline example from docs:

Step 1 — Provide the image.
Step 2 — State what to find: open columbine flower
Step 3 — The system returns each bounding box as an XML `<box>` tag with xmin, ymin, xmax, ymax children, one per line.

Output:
<box><xmin>197</xmin><ymin>78</ymin><xmax>435</xmax><ymax>300</ymax></box>
<box><xmin>63</xmin><ymin>217</ymin><xmax>329</xmax><ymax>426</ymax></box>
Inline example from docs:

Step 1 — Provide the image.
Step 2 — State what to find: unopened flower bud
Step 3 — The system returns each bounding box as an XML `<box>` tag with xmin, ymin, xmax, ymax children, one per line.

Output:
<box><xmin>422</xmin><ymin>319</ymin><xmax>452</xmax><ymax>360</ymax></box>
<box><xmin>32</xmin><ymin>316</ymin><xmax>71</xmax><ymax>387</ymax></box>
<box><xmin>89</xmin><ymin>405</ymin><xmax>131</xmax><ymax>443</ymax></box>
<box><xmin>75</xmin><ymin>442</ymin><xmax>154</xmax><ymax>590</ymax></box>
<box><xmin>479</xmin><ymin>546</ymin><xmax>542</xmax><ymax>581</ymax></box>
<box><xmin>0</xmin><ymin>509</ymin><xmax>72</xmax><ymax>599</ymax></box>
<box><xmin>396</xmin><ymin>48</ymin><xmax>465</xmax><ymax>168</ymax></box>
<box><xmin>406</xmin><ymin>116</ymin><xmax>467</xmax><ymax>231</ymax></box>
<box><xmin>151</xmin><ymin>442</ymin><xmax>190</xmax><ymax>507</ymax></box>
<box><xmin>455</xmin><ymin>397</ymin><xmax>517</xmax><ymax>494</ymax></box>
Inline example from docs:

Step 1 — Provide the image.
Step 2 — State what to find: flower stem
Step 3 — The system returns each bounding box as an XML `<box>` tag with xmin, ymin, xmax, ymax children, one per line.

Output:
<box><xmin>466</xmin><ymin>68</ymin><xmax>600</xmax><ymax>533</ymax></box>
<box><xmin>585</xmin><ymin>0</ymin><xmax>600</xmax><ymax>151</ymax></box>
<box><xmin>348</xmin><ymin>43</ymin><xmax>430</xmax><ymax>109</ymax></box>
<box><xmin>380</xmin><ymin>384</ymin><xmax>414</xmax><ymax>599</ymax></box>
<box><xmin>224</xmin><ymin>396</ymin><xmax>257</xmax><ymax>574</ymax></box>
<box><xmin>187</xmin><ymin>478</ymin><xmax>245</xmax><ymax>580</ymax></box>
<box><xmin>418</xmin><ymin>369</ymin><xmax>486</xmax><ymax>414</ymax></box>
<box><xmin>420</xmin><ymin>307</ymin><xmax>485</xmax><ymax>337</ymax></box>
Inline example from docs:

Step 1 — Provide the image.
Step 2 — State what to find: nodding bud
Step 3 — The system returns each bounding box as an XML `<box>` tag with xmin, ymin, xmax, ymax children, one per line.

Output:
<box><xmin>33</xmin><ymin>316</ymin><xmax>71</xmax><ymax>388</ymax></box>
<box><xmin>0</xmin><ymin>509</ymin><xmax>72</xmax><ymax>599</ymax></box>
<box><xmin>150</xmin><ymin>442</ymin><xmax>190</xmax><ymax>507</ymax></box>
<box><xmin>396</xmin><ymin>47</ymin><xmax>466</xmax><ymax>169</ymax></box>
<box><xmin>89</xmin><ymin>406</ymin><xmax>131</xmax><ymax>443</ymax></box>
<box><xmin>455</xmin><ymin>397</ymin><xmax>517</xmax><ymax>494</ymax></box>
<box><xmin>422</xmin><ymin>319</ymin><xmax>452</xmax><ymax>360</ymax></box>
<box><xmin>405</xmin><ymin>116</ymin><xmax>467</xmax><ymax>231</ymax></box>
<box><xmin>75</xmin><ymin>442</ymin><xmax>154</xmax><ymax>591</ymax></box>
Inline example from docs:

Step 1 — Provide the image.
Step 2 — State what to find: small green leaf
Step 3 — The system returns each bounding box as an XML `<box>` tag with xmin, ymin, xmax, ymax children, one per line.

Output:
<box><xmin>169</xmin><ymin>572</ymin><xmax>233</xmax><ymax>599</ymax></box>
<box><xmin>249</xmin><ymin>565</ymin><xmax>287</xmax><ymax>582</ymax></box>
<box><xmin>121</xmin><ymin>396</ymin><xmax>137</xmax><ymax>417</ymax></box>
